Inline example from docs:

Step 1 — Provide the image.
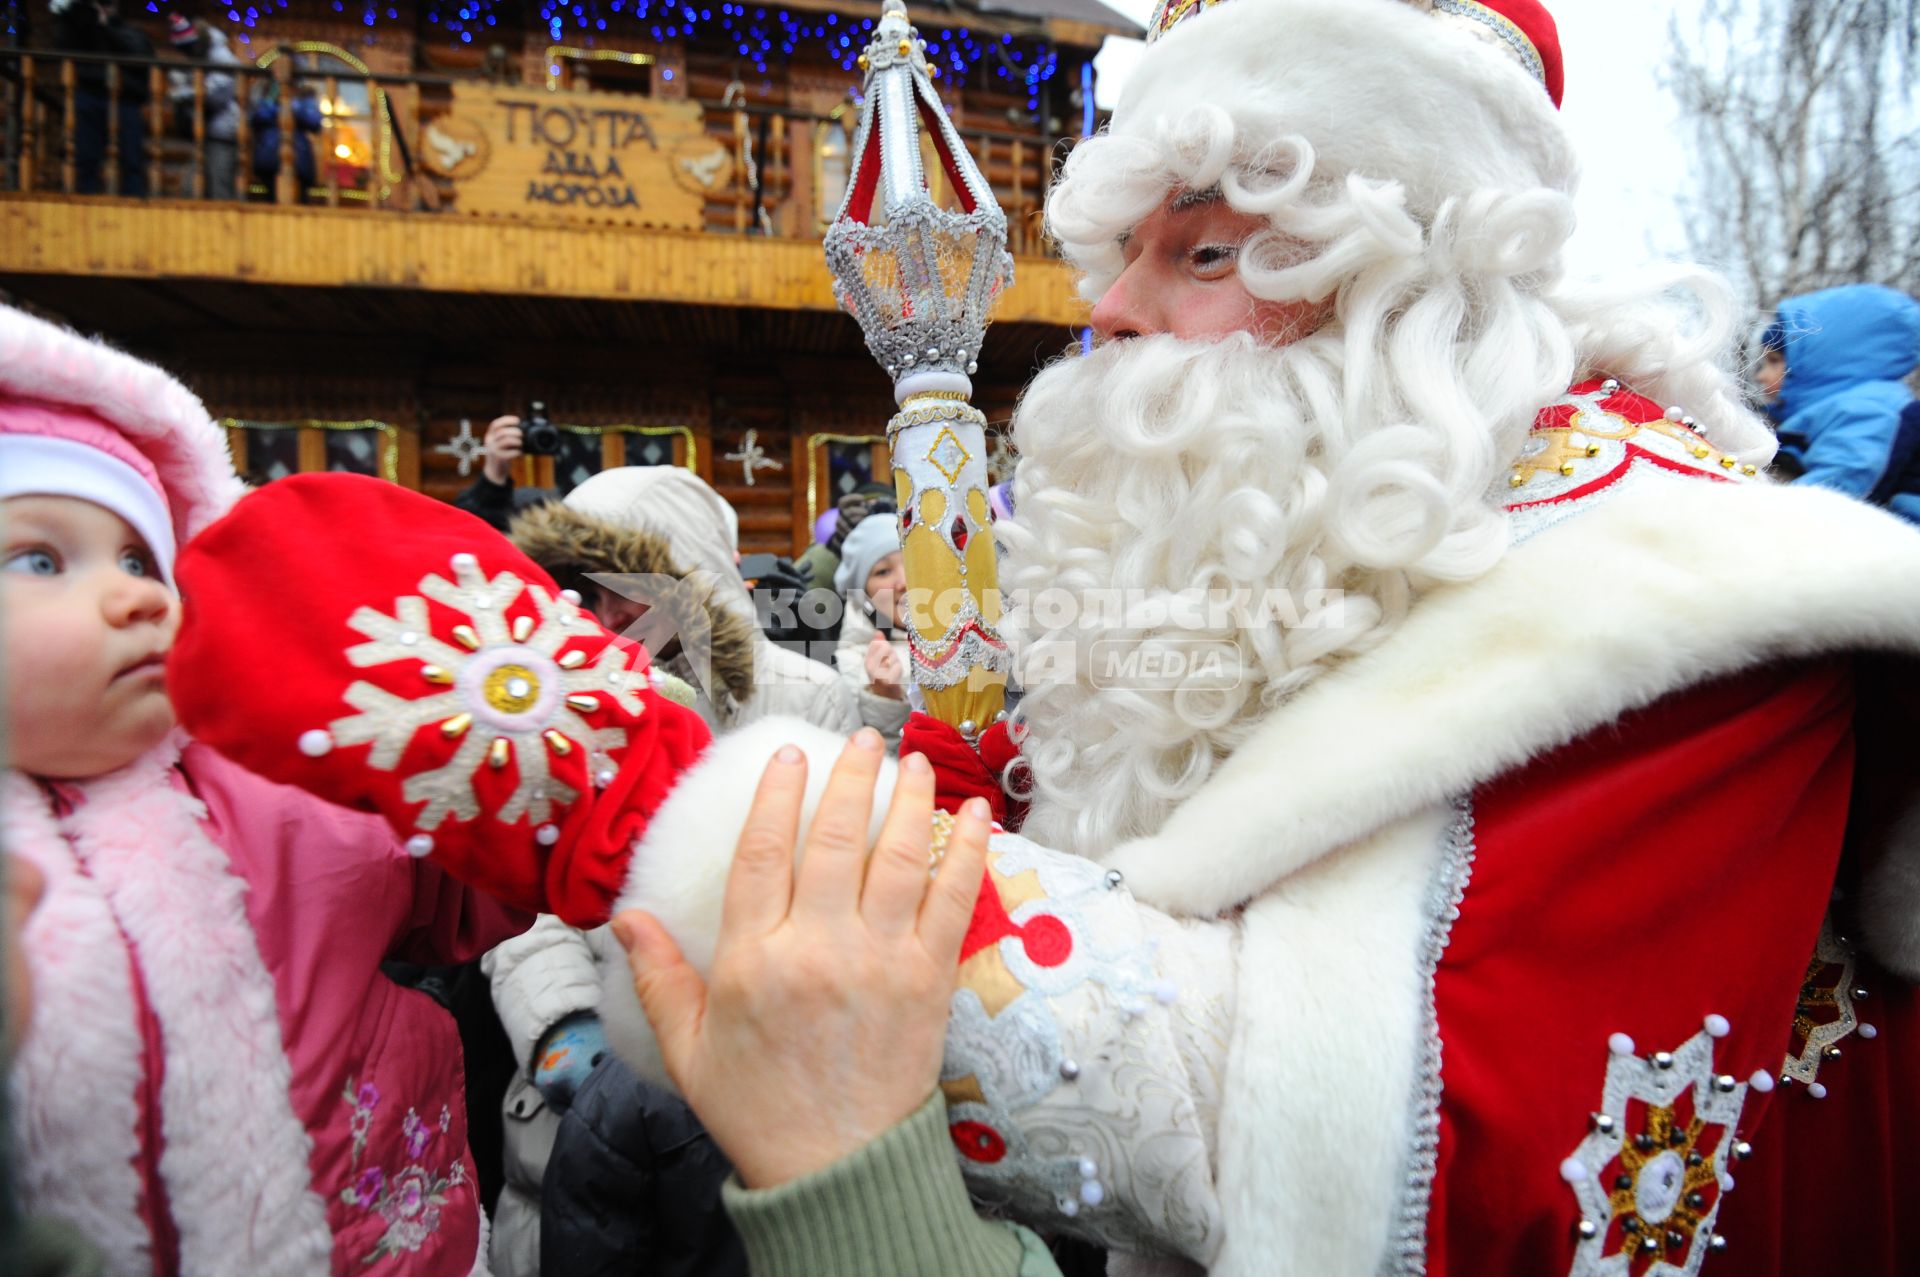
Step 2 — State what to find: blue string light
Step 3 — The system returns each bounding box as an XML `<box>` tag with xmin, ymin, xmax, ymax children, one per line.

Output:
<box><xmin>274</xmin><ymin>0</ymin><xmax>1065</xmax><ymax>99</ymax></box>
<box><xmin>126</xmin><ymin>0</ymin><xmax>1064</xmax><ymax>107</ymax></box>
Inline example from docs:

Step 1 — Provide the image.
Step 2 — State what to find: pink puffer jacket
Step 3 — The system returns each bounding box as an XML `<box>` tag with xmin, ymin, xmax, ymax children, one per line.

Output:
<box><xmin>6</xmin><ymin>739</ymin><xmax>529</xmax><ymax>1277</ymax></box>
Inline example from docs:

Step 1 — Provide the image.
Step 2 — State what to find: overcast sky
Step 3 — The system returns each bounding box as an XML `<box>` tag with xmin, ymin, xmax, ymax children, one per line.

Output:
<box><xmin>1091</xmin><ymin>0</ymin><xmax>1693</xmax><ymax>278</ymax></box>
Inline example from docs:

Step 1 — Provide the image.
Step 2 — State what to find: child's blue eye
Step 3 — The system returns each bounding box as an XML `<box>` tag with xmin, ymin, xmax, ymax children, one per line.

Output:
<box><xmin>119</xmin><ymin>549</ymin><xmax>151</xmax><ymax>578</ymax></box>
<box><xmin>4</xmin><ymin>548</ymin><xmax>60</xmax><ymax>576</ymax></box>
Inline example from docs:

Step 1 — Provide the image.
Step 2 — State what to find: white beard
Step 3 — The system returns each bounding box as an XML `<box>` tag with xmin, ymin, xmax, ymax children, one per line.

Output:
<box><xmin>1000</xmin><ymin>332</ymin><xmax>1510</xmax><ymax>858</ymax></box>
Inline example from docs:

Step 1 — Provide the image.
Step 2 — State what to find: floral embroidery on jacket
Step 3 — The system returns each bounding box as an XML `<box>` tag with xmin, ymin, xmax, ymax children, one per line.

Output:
<box><xmin>401</xmin><ymin>1108</ymin><xmax>431</xmax><ymax>1159</ymax></box>
<box><xmin>344</xmin><ymin>1077</ymin><xmax>380</xmax><ymax>1164</ymax></box>
<box><xmin>337</xmin><ymin>1077</ymin><xmax>468</xmax><ymax>1264</ymax></box>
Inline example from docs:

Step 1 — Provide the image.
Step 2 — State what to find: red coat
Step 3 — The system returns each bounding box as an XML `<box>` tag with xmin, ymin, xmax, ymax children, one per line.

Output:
<box><xmin>888</xmin><ymin>381</ymin><xmax>1920</xmax><ymax>1274</ymax></box>
<box><xmin>1430</xmin><ymin>659</ymin><xmax>1920</xmax><ymax>1274</ymax></box>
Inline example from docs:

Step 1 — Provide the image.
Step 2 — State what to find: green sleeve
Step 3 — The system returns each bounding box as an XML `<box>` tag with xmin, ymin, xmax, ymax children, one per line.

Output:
<box><xmin>720</xmin><ymin>1092</ymin><xmax>1061</xmax><ymax>1277</ymax></box>
<box><xmin>794</xmin><ymin>543</ymin><xmax>840</xmax><ymax>593</ymax></box>
<box><xmin>13</xmin><ymin>1216</ymin><xmax>107</xmax><ymax>1277</ymax></box>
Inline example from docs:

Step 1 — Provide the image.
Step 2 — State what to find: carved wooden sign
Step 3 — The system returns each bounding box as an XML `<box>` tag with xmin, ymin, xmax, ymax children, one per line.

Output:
<box><xmin>429</xmin><ymin>83</ymin><xmax>733</xmax><ymax>229</ymax></box>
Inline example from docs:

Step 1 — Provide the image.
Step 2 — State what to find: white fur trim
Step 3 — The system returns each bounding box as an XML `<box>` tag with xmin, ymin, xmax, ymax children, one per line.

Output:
<box><xmin>564</xmin><ymin>467</ymin><xmax>751</xmax><ymax>626</ymax></box>
<box><xmin>598</xmin><ymin>718</ymin><xmax>898</xmax><ymax>1090</ymax></box>
<box><xmin>6</xmin><ymin>771</ymin><xmax>152</xmax><ymax>1277</ymax></box>
<box><xmin>6</xmin><ymin>743</ymin><xmax>334</xmax><ymax>1277</ymax></box>
<box><xmin>1861</xmin><ymin>796</ymin><xmax>1920</xmax><ymax>981</ymax></box>
<box><xmin>0</xmin><ymin>303</ymin><xmax>244</xmax><ymax>541</ymax></box>
<box><xmin>1105</xmin><ymin>477</ymin><xmax>1920</xmax><ymax>921</ymax></box>
<box><xmin>1115</xmin><ymin>0</ymin><xmax>1573</xmax><ymax>217</ymax></box>
<box><xmin>1210</xmin><ymin>807</ymin><xmax>1449</xmax><ymax>1276</ymax></box>
<box><xmin>468</xmin><ymin>1202</ymin><xmax>493</xmax><ymax>1277</ymax></box>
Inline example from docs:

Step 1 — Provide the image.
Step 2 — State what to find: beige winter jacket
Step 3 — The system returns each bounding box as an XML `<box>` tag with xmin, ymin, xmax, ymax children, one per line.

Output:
<box><xmin>518</xmin><ymin>471</ymin><xmax>859</xmax><ymax>736</ymax></box>
<box><xmin>834</xmin><ymin>607</ymin><xmax>911</xmax><ymax>747</ymax></box>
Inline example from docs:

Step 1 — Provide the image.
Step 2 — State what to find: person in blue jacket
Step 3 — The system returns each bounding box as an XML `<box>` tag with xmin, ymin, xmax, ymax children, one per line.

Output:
<box><xmin>249</xmin><ymin>81</ymin><xmax>322</xmax><ymax>197</ymax></box>
<box><xmin>1761</xmin><ymin>283</ymin><xmax>1920</xmax><ymax>523</ymax></box>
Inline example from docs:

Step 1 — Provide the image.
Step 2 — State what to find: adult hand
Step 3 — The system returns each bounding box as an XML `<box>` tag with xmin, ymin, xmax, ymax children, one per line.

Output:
<box><xmin>481</xmin><ymin>414</ymin><xmax>523</xmax><ymax>485</ymax></box>
<box><xmin>865</xmin><ymin>631</ymin><xmax>906</xmax><ymax>701</ymax></box>
<box><xmin>612</xmin><ymin>730</ymin><xmax>992</xmax><ymax>1189</ymax></box>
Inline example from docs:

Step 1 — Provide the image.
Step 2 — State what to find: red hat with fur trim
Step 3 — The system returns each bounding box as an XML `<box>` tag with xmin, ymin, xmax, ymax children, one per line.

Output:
<box><xmin>167</xmin><ymin>473</ymin><xmax>712</xmax><ymax>927</ymax></box>
<box><xmin>1147</xmin><ymin>0</ymin><xmax>1562</xmax><ymax>107</ymax></box>
<box><xmin>1117</xmin><ymin>0</ymin><xmax>1574</xmax><ymax>220</ymax></box>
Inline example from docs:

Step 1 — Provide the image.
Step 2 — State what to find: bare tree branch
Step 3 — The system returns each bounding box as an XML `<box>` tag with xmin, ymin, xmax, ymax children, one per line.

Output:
<box><xmin>1664</xmin><ymin>0</ymin><xmax>1920</xmax><ymax>314</ymax></box>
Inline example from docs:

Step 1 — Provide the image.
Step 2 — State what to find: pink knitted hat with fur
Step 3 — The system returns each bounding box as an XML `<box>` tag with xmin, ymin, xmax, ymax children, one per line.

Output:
<box><xmin>0</xmin><ymin>304</ymin><xmax>245</xmax><ymax>579</ymax></box>
<box><xmin>1</xmin><ymin>399</ymin><xmax>180</xmax><ymax>582</ymax></box>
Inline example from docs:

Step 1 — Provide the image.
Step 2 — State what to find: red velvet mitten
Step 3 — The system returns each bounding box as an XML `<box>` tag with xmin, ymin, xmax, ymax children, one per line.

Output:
<box><xmin>899</xmin><ymin>710</ymin><xmax>1025</xmax><ymax>828</ymax></box>
<box><xmin>167</xmin><ymin>473</ymin><xmax>712</xmax><ymax>927</ymax></box>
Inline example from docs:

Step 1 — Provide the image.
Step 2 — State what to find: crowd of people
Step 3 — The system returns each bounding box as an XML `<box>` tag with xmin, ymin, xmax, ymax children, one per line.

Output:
<box><xmin>7</xmin><ymin>1</ymin><xmax>1920</xmax><ymax>1276</ymax></box>
<box><xmin>44</xmin><ymin>4</ymin><xmax>318</xmax><ymax>200</ymax></box>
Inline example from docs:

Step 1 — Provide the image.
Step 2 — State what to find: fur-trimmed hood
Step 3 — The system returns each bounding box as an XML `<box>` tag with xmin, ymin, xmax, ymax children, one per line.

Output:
<box><xmin>0</xmin><ymin>303</ymin><xmax>244</xmax><ymax>543</ymax></box>
<box><xmin>510</xmin><ymin>501</ymin><xmax>759</xmax><ymax>710</ymax></box>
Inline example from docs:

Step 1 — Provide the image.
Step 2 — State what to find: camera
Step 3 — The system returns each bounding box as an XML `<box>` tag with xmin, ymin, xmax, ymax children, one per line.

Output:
<box><xmin>522</xmin><ymin>400</ymin><xmax>562</xmax><ymax>456</ymax></box>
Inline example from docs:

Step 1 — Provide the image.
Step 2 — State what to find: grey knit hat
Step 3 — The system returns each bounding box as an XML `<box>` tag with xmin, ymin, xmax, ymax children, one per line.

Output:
<box><xmin>833</xmin><ymin>510</ymin><xmax>902</xmax><ymax>598</ymax></box>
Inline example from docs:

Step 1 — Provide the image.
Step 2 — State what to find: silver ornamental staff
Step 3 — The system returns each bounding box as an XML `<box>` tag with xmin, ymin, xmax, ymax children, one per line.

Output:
<box><xmin>823</xmin><ymin>0</ymin><xmax>1015</xmax><ymax>738</ymax></box>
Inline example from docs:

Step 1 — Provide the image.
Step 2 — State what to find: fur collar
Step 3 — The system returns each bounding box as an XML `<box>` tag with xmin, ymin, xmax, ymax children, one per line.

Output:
<box><xmin>0</xmin><ymin>304</ymin><xmax>244</xmax><ymax>541</ymax></box>
<box><xmin>6</xmin><ymin>770</ymin><xmax>150</xmax><ymax>1276</ymax></box>
<box><xmin>1103</xmin><ymin>476</ymin><xmax>1920</xmax><ymax>924</ymax></box>
<box><xmin>5</xmin><ymin>740</ymin><xmax>334</xmax><ymax>1277</ymax></box>
<box><xmin>510</xmin><ymin>501</ymin><xmax>759</xmax><ymax>709</ymax></box>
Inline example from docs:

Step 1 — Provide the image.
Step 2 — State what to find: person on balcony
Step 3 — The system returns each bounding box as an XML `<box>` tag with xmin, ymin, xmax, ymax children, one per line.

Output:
<box><xmin>249</xmin><ymin>76</ymin><xmax>322</xmax><ymax>199</ymax></box>
<box><xmin>50</xmin><ymin>0</ymin><xmax>151</xmax><ymax>197</ymax></box>
<box><xmin>165</xmin><ymin>15</ymin><xmax>241</xmax><ymax>200</ymax></box>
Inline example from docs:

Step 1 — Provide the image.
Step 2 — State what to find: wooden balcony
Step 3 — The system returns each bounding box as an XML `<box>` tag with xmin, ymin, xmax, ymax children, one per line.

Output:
<box><xmin>0</xmin><ymin>46</ymin><xmax>1089</xmax><ymax>323</ymax></box>
<box><xmin>0</xmin><ymin>43</ymin><xmax>1092</xmax><ymax>555</ymax></box>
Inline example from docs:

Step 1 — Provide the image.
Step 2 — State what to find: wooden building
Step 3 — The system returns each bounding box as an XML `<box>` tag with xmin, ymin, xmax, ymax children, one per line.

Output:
<box><xmin>0</xmin><ymin>0</ymin><xmax>1131</xmax><ymax>553</ymax></box>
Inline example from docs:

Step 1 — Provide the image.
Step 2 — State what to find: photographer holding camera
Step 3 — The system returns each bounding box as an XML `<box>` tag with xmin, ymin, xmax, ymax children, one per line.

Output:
<box><xmin>454</xmin><ymin>404</ymin><xmax>568</xmax><ymax>532</ymax></box>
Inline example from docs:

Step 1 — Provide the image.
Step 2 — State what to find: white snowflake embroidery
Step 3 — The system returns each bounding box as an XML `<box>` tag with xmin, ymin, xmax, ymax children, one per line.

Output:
<box><xmin>328</xmin><ymin>555</ymin><xmax>647</xmax><ymax>830</ymax></box>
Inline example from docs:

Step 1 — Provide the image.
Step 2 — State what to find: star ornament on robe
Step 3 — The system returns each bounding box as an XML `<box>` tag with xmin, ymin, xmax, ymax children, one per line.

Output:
<box><xmin>1782</xmin><ymin>918</ymin><xmax>1862</xmax><ymax>1090</ymax></box>
<box><xmin>1559</xmin><ymin>1019</ymin><xmax>1749</xmax><ymax>1277</ymax></box>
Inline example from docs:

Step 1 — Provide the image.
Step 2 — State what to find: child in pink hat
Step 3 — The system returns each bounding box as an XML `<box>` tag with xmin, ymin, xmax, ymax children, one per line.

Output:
<box><xmin>1</xmin><ymin>303</ymin><xmax>528</xmax><ymax>1277</ymax></box>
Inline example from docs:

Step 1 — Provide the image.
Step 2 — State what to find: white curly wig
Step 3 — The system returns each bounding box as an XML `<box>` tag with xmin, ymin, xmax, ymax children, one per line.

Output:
<box><xmin>1001</xmin><ymin>0</ymin><xmax>1776</xmax><ymax>856</ymax></box>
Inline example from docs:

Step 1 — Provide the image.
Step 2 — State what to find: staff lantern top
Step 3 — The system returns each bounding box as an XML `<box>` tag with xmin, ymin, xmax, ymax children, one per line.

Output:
<box><xmin>824</xmin><ymin>0</ymin><xmax>1014</xmax><ymax>736</ymax></box>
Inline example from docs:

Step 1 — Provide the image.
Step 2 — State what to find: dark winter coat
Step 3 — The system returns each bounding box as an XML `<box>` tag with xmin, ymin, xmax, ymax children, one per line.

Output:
<box><xmin>539</xmin><ymin>1058</ymin><xmax>747</xmax><ymax>1277</ymax></box>
<box><xmin>454</xmin><ymin>473</ymin><xmax>557</xmax><ymax>533</ymax></box>
<box><xmin>51</xmin><ymin>2</ymin><xmax>152</xmax><ymax>101</ymax></box>
<box><xmin>249</xmin><ymin>89</ymin><xmax>322</xmax><ymax>185</ymax></box>
<box><xmin>1869</xmin><ymin>400</ymin><xmax>1920</xmax><ymax>519</ymax></box>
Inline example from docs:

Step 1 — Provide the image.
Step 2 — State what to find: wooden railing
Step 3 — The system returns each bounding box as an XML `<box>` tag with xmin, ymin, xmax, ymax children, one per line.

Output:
<box><xmin>0</xmin><ymin>46</ymin><xmax>1069</xmax><ymax>255</ymax></box>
